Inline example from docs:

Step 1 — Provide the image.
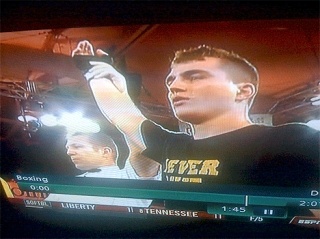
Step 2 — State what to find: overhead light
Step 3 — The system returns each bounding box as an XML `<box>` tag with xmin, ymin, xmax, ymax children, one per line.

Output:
<box><xmin>23</xmin><ymin>120</ymin><xmax>42</xmax><ymax>133</ymax></box>
<box><xmin>40</xmin><ymin>114</ymin><xmax>58</xmax><ymax>127</ymax></box>
<box><xmin>17</xmin><ymin>112</ymin><xmax>41</xmax><ymax>133</ymax></box>
<box><xmin>310</xmin><ymin>95</ymin><xmax>320</xmax><ymax>106</ymax></box>
<box><xmin>17</xmin><ymin>97</ymin><xmax>44</xmax><ymax>134</ymax></box>
<box><xmin>19</xmin><ymin>110</ymin><xmax>101</xmax><ymax>134</ymax></box>
<box><xmin>18</xmin><ymin>114</ymin><xmax>38</xmax><ymax>122</ymax></box>
<box><xmin>58</xmin><ymin>112</ymin><xmax>101</xmax><ymax>134</ymax></box>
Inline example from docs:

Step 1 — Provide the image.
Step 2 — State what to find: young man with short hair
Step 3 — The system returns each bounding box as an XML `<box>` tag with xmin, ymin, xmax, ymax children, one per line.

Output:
<box><xmin>85</xmin><ymin>45</ymin><xmax>319</xmax><ymax>188</ymax></box>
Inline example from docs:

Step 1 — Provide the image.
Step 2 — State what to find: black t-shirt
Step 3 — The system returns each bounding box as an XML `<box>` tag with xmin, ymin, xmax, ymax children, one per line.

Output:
<box><xmin>141</xmin><ymin>121</ymin><xmax>319</xmax><ymax>188</ymax></box>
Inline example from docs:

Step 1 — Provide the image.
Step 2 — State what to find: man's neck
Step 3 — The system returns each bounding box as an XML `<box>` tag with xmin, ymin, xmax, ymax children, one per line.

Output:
<box><xmin>192</xmin><ymin>113</ymin><xmax>252</xmax><ymax>140</ymax></box>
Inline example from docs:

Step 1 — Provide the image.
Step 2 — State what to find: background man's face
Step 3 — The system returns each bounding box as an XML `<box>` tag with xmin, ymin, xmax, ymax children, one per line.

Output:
<box><xmin>66</xmin><ymin>135</ymin><xmax>111</xmax><ymax>170</ymax></box>
<box><xmin>166</xmin><ymin>57</ymin><xmax>239</xmax><ymax>124</ymax></box>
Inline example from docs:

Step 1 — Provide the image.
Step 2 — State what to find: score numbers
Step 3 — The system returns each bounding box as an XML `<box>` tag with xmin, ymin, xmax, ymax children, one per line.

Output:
<box><xmin>29</xmin><ymin>185</ymin><xmax>50</xmax><ymax>191</ymax></box>
<box><xmin>299</xmin><ymin>200</ymin><xmax>319</xmax><ymax>207</ymax></box>
<box><xmin>208</xmin><ymin>204</ymin><xmax>249</xmax><ymax>216</ymax></box>
<box><xmin>221</xmin><ymin>206</ymin><xmax>246</xmax><ymax>213</ymax></box>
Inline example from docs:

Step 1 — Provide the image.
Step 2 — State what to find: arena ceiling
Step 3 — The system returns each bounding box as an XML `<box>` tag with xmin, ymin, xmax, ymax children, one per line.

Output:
<box><xmin>0</xmin><ymin>3</ymin><xmax>319</xmax><ymax>144</ymax></box>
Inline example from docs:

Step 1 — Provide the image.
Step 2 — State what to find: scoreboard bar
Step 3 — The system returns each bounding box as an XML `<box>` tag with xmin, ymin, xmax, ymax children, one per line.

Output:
<box><xmin>17</xmin><ymin>182</ymin><xmax>319</xmax><ymax>208</ymax></box>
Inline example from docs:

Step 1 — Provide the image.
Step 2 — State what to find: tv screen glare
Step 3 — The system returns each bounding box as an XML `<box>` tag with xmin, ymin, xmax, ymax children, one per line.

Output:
<box><xmin>1</xmin><ymin>3</ymin><xmax>319</xmax><ymax>237</ymax></box>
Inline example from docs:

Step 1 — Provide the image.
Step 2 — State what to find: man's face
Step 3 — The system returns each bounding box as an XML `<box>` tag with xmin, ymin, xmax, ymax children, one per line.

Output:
<box><xmin>166</xmin><ymin>57</ymin><xmax>239</xmax><ymax>124</ymax></box>
<box><xmin>66</xmin><ymin>135</ymin><xmax>113</xmax><ymax>171</ymax></box>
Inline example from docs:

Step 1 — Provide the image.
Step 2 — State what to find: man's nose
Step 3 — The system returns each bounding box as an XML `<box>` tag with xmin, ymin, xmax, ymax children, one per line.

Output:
<box><xmin>66</xmin><ymin>147</ymin><xmax>75</xmax><ymax>155</ymax></box>
<box><xmin>169</xmin><ymin>77</ymin><xmax>186</xmax><ymax>93</ymax></box>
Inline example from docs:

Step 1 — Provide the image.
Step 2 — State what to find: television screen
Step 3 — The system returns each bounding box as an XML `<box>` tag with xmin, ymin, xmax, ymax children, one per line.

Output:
<box><xmin>1</xmin><ymin>2</ymin><xmax>319</xmax><ymax>238</ymax></box>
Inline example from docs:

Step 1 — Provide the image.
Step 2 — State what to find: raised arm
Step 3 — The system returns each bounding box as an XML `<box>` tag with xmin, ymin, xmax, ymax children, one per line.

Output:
<box><xmin>85</xmin><ymin>61</ymin><xmax>160</xmax><ymax>178</ymax></box>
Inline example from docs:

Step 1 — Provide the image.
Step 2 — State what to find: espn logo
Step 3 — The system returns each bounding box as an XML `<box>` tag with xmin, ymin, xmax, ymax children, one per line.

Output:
<box><xmin>297</xmin><ymin>219</ymin><xmax>320</xmax><ymax>225</ymax></box>
<box><xmin>290</xmin><ymin>216</ymin><xmax>320</xmax><ymax>228</ymax></box>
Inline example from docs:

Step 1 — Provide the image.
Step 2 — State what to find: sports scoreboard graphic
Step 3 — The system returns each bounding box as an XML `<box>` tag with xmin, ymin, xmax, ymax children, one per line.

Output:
<box><xmin>1</xmin><ymin>176</ymin><xmax>319</xmax><ymax>228</ymax></box>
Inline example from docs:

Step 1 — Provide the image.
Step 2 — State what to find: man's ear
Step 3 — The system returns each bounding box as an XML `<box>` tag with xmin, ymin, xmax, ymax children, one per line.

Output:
<box><xmin>102</xmin><ymin>147</ymin><xmax>112</xmax><ymax>155</ymax></box>
<box><xmin>235</xmin><ymin>83</ymin><xmax>256</xmax><ymax>102</ymax></box>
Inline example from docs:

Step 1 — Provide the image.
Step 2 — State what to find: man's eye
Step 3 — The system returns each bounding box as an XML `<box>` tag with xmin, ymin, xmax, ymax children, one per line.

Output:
<box><xmin>189</xmin><ymin>74</ymin><xmax>203</xmax><ymax>81</ymax></box>
<box><xmin>166</xmin><ymin>76</ymin><xmax>175</xmax><ymax>86</ymax></box>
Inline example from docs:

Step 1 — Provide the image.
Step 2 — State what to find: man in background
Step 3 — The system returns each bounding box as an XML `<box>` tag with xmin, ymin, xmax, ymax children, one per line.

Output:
<box><xmin>45</xmin><ymin>131</ymin><xmax>160</xmax><ymax>207</ymax></box>
<box><xmin>66</xmin><ymin>132</ymin><xmax>135</xmax><ymax>178</ymax></box>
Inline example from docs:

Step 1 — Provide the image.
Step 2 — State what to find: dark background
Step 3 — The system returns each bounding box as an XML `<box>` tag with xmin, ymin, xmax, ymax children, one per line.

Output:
<box><xmin>1</xmin><ymin>1</ymin><xmax>319</xmax><ymax>238</ymax></box>
<box><xmin>2</xmin><ymin>1</ymin><xmax>319</xmax><ymax>32</ymax></box>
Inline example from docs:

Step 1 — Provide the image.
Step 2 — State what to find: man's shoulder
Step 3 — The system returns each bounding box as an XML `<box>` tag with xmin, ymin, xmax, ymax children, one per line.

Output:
<box><xmin>226</xmin><ymin>123</ymin><xmax>319</xmax><ymax>148</ymax></box>
<box><xmin>81</xmin><ymin>166</ymin><xmax>123</xmax><ymax>178</ymax></box>
<box><xmin>244</xmin><ymin>123</ymin><xmax>317</xmax><ymax>136</ymax></box>
<box><xmin>255</xmin><ymin>123</ymin><xmax>319</xmax><ymax>159</ymax></box>
<box><xmin>264</xmin><ymin>123</ymin><xmax>319</xmax><ymax>139</ymax></box>
<box><xmin>272</xmin><ymin>122</ymin><xmax>316</xmax><ymax>131</ymax></box>
<box><xmin>141</xmin><ymin>120</ymin><xmax>191</xmax><ymax>141</ymax></box>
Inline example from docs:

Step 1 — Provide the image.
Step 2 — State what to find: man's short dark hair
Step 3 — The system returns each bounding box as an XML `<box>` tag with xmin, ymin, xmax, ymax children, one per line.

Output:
<box><xmin>67</xmin><ymin>132</ymin><xmax>118</xmax><ymax>161</ymax></box>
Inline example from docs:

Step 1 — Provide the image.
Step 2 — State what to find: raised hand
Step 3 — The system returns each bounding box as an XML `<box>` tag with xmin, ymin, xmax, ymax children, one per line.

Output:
<box><xmin>84</xmin><ymin>61</ymin><xmax>127</xmax><ymax>94</ymax></box>
<box><xmin>71</xmin><ymin>40</ymin><xmax>95</xmax><ymax>56</ymax></box>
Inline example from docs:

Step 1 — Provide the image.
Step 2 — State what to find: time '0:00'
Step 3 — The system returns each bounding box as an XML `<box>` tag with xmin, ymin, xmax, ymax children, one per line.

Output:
<box><xmin>30</xmin><ymin>185</ymin><xmax>50</xmax><ymax>191</ymax></box>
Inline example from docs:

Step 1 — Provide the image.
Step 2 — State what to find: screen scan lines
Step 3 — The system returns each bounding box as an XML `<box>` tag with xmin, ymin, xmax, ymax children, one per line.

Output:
<box><xmin>1</xmin><ymin>17</ymin><xmax>319</xmax><ymax>231</ymax></box>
